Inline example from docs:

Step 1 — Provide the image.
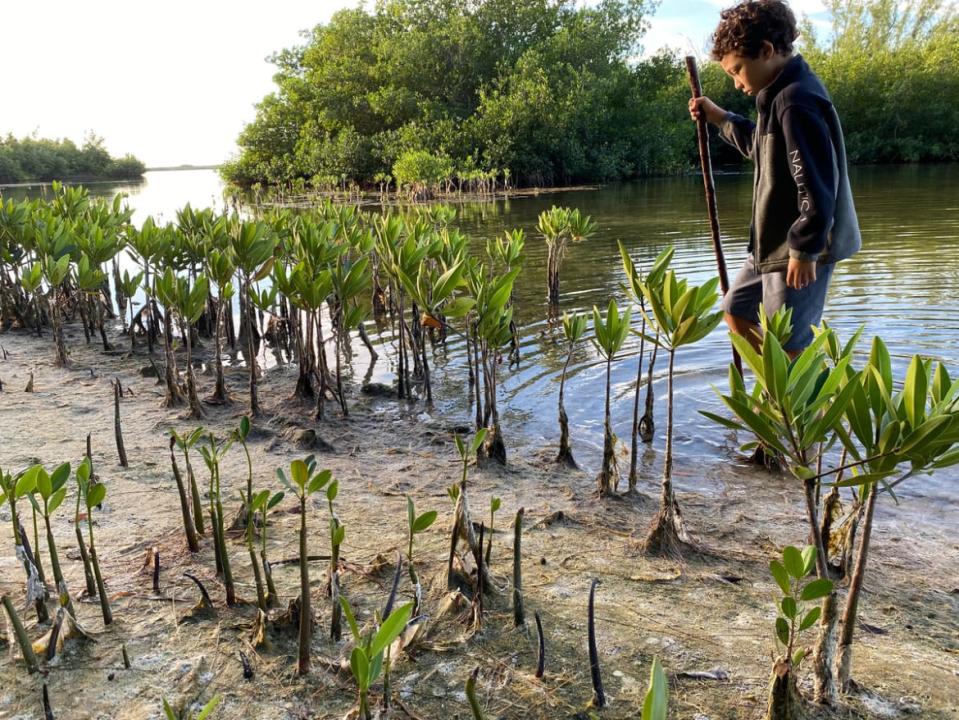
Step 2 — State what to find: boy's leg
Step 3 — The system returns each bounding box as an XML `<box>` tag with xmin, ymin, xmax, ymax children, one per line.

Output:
<box><xmin>761</xmin><ymin>262</ymin><xmax>836</xmax><ymax>357</ymax></box>
<box><xmin>722</xmin><ymin>255</ymin><xmax>764</xmax><ymax>353</ymax></box>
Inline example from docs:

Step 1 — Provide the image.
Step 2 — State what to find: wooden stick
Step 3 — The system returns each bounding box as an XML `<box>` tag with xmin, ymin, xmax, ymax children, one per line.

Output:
<box><xmin>685</xmin><ymin>56</ymin><xmax>743</xmax><ymax>377</ymax></box>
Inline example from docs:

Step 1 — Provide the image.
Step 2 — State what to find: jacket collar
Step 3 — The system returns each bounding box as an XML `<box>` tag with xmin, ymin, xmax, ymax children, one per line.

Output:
<box><xmin>756</xmin><ymin>54</ymin><xmax>807</xmax><ymax>113</ymax></box>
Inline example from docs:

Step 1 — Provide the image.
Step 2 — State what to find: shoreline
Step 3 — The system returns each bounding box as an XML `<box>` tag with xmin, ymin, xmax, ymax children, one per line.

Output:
<box><xmin>0</xmin><ymin>324</ymin><xmax>956</xmax><ymax>719</ymax></box>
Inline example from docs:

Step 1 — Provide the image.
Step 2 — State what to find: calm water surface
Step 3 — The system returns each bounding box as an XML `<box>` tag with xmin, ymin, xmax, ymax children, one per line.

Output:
<box><xmin>5</xmin><ymin>167</ymin><xmax>957</xmax><ymax>516</ymax></box>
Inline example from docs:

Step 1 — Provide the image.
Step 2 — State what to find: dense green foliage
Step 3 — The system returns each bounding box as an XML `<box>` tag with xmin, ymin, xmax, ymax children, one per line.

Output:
<box><xmin>223</xmin><ymin>0</ymin><xmax>957</xmax><ymax>191</ymax></box>
<box><xmin>0</xmin><ymin>133</ymin><xmax>145</xmax><ymax>184</ymax></box>
<box><xmin>802</xmin><ymin>0</ymin><xmax>959</xmax><ymax>163</ymax></box>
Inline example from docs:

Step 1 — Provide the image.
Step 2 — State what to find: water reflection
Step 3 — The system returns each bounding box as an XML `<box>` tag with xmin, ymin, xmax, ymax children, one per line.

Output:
<box><xmin>5</xmin><ymin>167</ymin><xmax>958</xmax><ymax>510</ymax></box>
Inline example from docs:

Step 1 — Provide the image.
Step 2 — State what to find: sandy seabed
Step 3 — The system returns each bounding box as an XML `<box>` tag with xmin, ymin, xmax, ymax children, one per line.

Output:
<box><xmin>0</xmin><ymin>324</ymin><xmax>956</xmax><ymax>720</ymax></box>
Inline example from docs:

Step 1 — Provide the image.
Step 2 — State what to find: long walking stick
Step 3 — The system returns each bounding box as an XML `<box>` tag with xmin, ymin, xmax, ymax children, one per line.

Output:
<box><xmin>685</xmin><ymin>56</ymin><xmax>743</xmax><ymax>377</ymax></box>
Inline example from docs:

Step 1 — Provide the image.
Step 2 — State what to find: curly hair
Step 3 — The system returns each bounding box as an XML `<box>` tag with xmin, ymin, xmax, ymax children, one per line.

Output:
<box><xmin>710</xmin><ymin>1</ymin><xmax>798</xmax><ymax>60</ymax></box>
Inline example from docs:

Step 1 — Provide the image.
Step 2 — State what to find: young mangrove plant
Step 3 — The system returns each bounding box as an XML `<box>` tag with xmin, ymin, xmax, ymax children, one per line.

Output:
<box><xmin>557</xmin><ymin>312</ymin><xmax>587</xmax><ymax>468</ymax></box>
<box><xmin>406</xmin><ymin>495</ymin><xmax>437</xmax><ymax>616</ymax></box>
<box><xmin>642</xmin><ymin>658</ymin><xmax>669</xmax><ymax>720</ymax></box>
<box><xmin>162</xmin><ymin>694</ymin><xmax>221</xmax><ymax>720</ymax></box>
<box><xmin>1</xmin><ymin>594</ymin><xmax>39</xmax><ymax>673</ymax></box>
<box><xmin>199</xmin><ymin>432</ymin><xmax>236</xmax><ymax>606</ymax></box>
<box><xmin>592</xmin><ymin>299</ymin><xmax>632</xmax><ymax>496</ymax></box>
<box><xmin>276</xmin><ymin>457</ymin><xmax>331</xmax><ymax>675</ymax></box>
<box><xmin>204</xmin><ymin>225</ymin><xmax>236</xmax><ymax>405</ymax></box>
<box><xmin>26</xmin><ymin>462</ymin><xmax>76</xmax><ymax>616</ymax></box>
<box><xmin>325</xmin><ymin>477</ymin><xmax>346</xmax><ymax>641</ymax></box>
<box><xmin>1</xmin><ymin>466</ymin><xmax>50</xmax><ymax>623</ymax></box>
<box><xmin>447</xmin><ymin>430</ymin><xmax>495</xmax><ymax>594</ymax></box>
<box><xmin>257</xmin><ymin>486</ymin><xmax>285</xmax><ymax>607</ymax></box>
<box><xmin>766</xmin><ymin>546</ymin><xmax>833</xmax><ymax>720</ymax></box>
<box><xmin>77</xmin><ymin>459</ymin><xmax>112</xmax><ymax>625</ymax></box>
<box><xmin>341</xmin><ymin>597</ymin><xmax>414</xmax><ymax>719</ymax></box>
<box><xmin>619</xmin><ymin>243</ymin><xmax>674</xmax><ymax>488</ymax></box>
<box><xmin>230</xmin><ymin>219</ymin><xmax>276</xmax><ymax>416</ymax></box>
<box><xmin>172</xmin><ymin>427</ymin><xmax>206</xmax><ymax>535</ymax></box>
<box><xmin>512</xmin><ymin>507</ymin><xmax>525</xmax><ymax>627</ymax></box>
<box><xmin>168</xmin><ymin>434</ymin><xmax>199</xmax><ymax>553</ymax></box>
<box><xmin>232</xmin><ymin>416</ymin><xmax>268</xmax><ymax>610</ymax></box>
<box><xmin>156</xmin><ymin>268</ymin><xmax>210</xmax><ymax>418</ymax></box>
<box><xmin>117</xmin><ymin>268</ymin><xmax>144</xmax><ymax>353</ymax></box>
<box><xmin>537</xmin><ymin>207</ymin><xmax>596</xmax><ymax>308</ymax></box>
<box><xmin>465</xmin><ymin>666</ymin><xmax>487</xmax><ymax>720</ymax></box>
<box><xmin>484</xmin><ymin>495</ymin><xmax>500</xmax><ymax>565</ymax></box>
<box><xmin>587</xmin><ymin>578</ymin><xmax>605</xmax><ymax>709</ymax></box>
<box><xmin>636</xmin><ymin>267</ymin><xmax>723</xmax><ymax>553</ymax></box>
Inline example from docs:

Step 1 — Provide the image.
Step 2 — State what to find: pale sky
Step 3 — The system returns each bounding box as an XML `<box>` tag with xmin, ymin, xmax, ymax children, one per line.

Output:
<box><xmin>2</xmin><ymin>0</ymin><xmax>827</xmax><ymax>168</ymax></box>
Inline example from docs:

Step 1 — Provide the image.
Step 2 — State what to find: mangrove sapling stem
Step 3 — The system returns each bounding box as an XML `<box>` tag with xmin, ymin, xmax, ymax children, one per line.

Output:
<box><xmin>169</xmin><ymin>438</ymin><xmax>199</xmax><ymax>552</ymax></box>
<box><xmin>43</xmin><ymin>683</ymin><xmax>54</xmax><ymax>720</ymax></box>
<box><xmin>46</xmin><ymin>608</ymin><xmax>65</xmax><ymax>662</ymax></box>
<box><xmin>42</xmin><ymin>512</ymin><xmax>75</xmax><ymax>617</ymax></box>
<box><xmin>587</xmin><ymin>578</ymin><xmax>606</xmax><ymax>708</ymax></box>
<box><xmin>88</xmin><ymin>515</ymin><xmax>113</xmax><ymax>626</ymax></box>
<box><xmin>640</xmin><ymin>339</ymin><xmax>658</xmax><ymax>443</ymax></box>
<box><xmin>557</xmin><ymin>344</ymin><xmax>576</xmax><ymax>468</ymax></box>
<box><xmin>466</xmin><ymin>667</ymin><xmax>487</xmax><ymax>720</ymax></box>
<box><xmin>512</xmin><ymin>508</ymin><xmax>525</xmax><ymax>627</ymax></box>
<box><xmin>122</xmin><ymin>642</ymin><xmax>131</xmax><ymax>669</ymax></box>
<box><xmin>628</xmin><ymin>316</ymin><xmax>647</xmax><ymax>489</ymax></box>
<box><xmin>247</xmin><ymin>521</ymin><xmax>266</xmax><ymax>612</ymax></box>
<box><xmin>74</xmin><ymin>487</ymin><xmax>96</xmax><ymax>597</ymax></box>
<box><xmin>113</xmin><ymin>380</ymin><xmax>128</xmax><ymax>468</ymax></box>
<box><xmin>383</xmin><ymin>551</ymin><xmax>403</xmax><ymax>620</ymax></box>
<box><xmin>214</xmin><ymin>467</ymin><xmax>235</xmax><ymax>607</ymax></box>
<box><xmin>183</xmin><ymin>572</ymin><xmax>213</xmax><ymax>609</ymax></box>
<box><xmin>298</xmin><ymin>493</ymin><xmax>311</xmax><ymax>675</ymax></box>
<box><xmin>598</xmin><ymin>352</ymin><xmax>616</xmax><ymax>496</ymax></box>
<box><xmin>534</xmin><ymin>611</ymin><xmax>546</xmax><ymax>678</ymax></box>
<box><xmin>185</xmin><ymin>451</ymin><xmax>204</xmax><ymax>536</ymax></box>
<box><xmin>836</xmin><ymin>482</ymin><xmax>879</xmax><ymax>691</ymax></box>
<box><xmin>152</xmin><ymin>548</ymin><xmax>160</xmax><ymax>594</ymax></box>
<box><xmin>12</xmin><ymin>512</ymin><xmax>49</xmax><ymax>624</ymax></box>
<box><xmin>2</xmin><ymin>594</ymin><xmax>38</xmax><ymax>673</ymax></box>
<box><xmin>643</xmin><ymin>348</ymin><xmax>690</xmax><ymax>555</ymax></box>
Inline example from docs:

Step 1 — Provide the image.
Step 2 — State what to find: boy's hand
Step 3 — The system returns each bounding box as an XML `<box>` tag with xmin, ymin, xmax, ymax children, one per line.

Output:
<box><xmin>786</xmin><ymin>257</ymin><xmax>817</xmax><ymax>289</ymax></box>
<box><xmin>688</xmin><ymin>96</ymin><xmax>725</xmax><ymax>125</ymax></box>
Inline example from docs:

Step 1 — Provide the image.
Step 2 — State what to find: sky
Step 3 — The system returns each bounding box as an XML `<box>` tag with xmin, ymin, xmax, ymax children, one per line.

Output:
<box><xmin>2</xmin><ymin>0</ymin><xmax>828</xmax><ymax>168</ymax></box>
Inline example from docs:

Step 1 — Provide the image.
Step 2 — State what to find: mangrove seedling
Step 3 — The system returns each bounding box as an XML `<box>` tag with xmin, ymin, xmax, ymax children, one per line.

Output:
<box><xmin>512</xmin><ymin>507</ymin><xmax>525</xmax><ymax>627</ymax></box>
<box><xmin>2</xmin><ymin>465</ymin><xmax>50</xmax><ymax>623</ymax></box>
<box><xmin>205</xmin><ymin>241</ymin><xmax>236</xmax><ymax>405</ymax></box>
<box><xmin>70</xmin><ymin>460</ymin><xmax>97</xmax><ymax>597</ymax></box>
<box><xmin>537</xmin><ymin>206</ymin><xmax>596</xmax><ymax>308</ymax></box>
<box><xmin>557</xmin><ymin>311</ymin><xmax>587</xmax><ymax>467</ymax></box>
<box><xmin>484</xmin><ymin>495</ymin><xmax>500</xmax><ymax>565</ymax></box>
<box><xmin>465</xmin><ymin>666</ymin><xmax>487</xmax><ymax>720</ymax></box>
<box><xmin>113</xmin><ymin>378</ymin><xmax>128</xmax><ymax>467</ymax></box>
<box><xmin>199</xmin><ymin>432</ymin><xmax>236</xmax><ymax>605</ymax></box>
<box><xmin>592</xmin><ymin>299</ymin><xmax>632</xmax><ymax>496</ymax></box>
<box><xmin>619</xmin><ymin>243</ymin><xmax>674</xmax><ymax>487</ymax></box>
<box><xmin>642</xmin><ymin>658</ymin><xmax>669</xmax><ymax>720</ymax></box>
<box><xmin>276</xmin><ymin>457</ymin><xmax>331</xmax><ymax>675</ymax></box>
<box><xmin>1</xmin><ymin>594</ymin><xmax>39</xmax><ymax>673</ymax></box>
<box><xmin>341</xmin><ymin>597</ymin><xmax>414</xmax><ymax>720</ymax></box>
<box><xmin>162</xmin><ymin>694</ymin><xmax>221</xmax><ymax>720</ymax></box>
<box><xmin>406</xmin><ymin>495</ymin><xmax>437</xmax><ymax>615</ymax></box>
<box><xmin>766</xmin><ymin>546</ymin><xmax>833</xmax><ymax>720</ymax></box>
<box><xmin>172</xmin><ymin>427</ymin><xmax>205</xmax><ymax>535</ymax></box>
<box><xmin>325</xmin><ymin>477</ymin><xmax>346</xmax><ymax>641</ymax></box>
<box><xmin>25</xmin><ymin>462</ymin><xmax>76</xmax><ymax>616</ymax></box>
<box><xmin>117</xmin><ymin>268</ymin><xmax>144</xmax><ymax>352</ymax></box>
<box><xmin>257</xmin><ymin>487</ymin><xmax>285</xmax><ymax>607</ymax></box>
<box><xmin>534</xmin><ymin>610</ymin><xmax>545</xmax><ymax>678</ymax></box>
<box><xmin>77</xmin><ymin>459</ymin><xmax>112</xmax><ymax>624</ymax></box>
<box><xmin>587</xmin><ymin>578</ymin><xmax>605</xmax><ymax>709</ymax></box>
<box><xmin>637</xmin><ymin>267</ymin><xmax>723</xmax><ymax>553</ymax></box>
<box><xmin>447</xmin><ymin>430</ymin><xmax>496</xmax><ymax>593</ymax></box>
<box><xmin>168</xmin><ymin>434</ymin><xmax>199</xmax><ymax>553</ymax></box>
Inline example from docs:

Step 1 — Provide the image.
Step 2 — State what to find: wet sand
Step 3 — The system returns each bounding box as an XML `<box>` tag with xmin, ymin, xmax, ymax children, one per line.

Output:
<box><xmin>0</xmin><ymin>325</ymin><xmax>956</xmax><ymax>719</ymax></box>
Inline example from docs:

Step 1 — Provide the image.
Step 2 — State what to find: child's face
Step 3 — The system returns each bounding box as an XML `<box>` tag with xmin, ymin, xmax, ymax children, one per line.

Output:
<box><xmin>720</xmin><ymin>41</ymin><xmax>784</xmax><ymax>96</ymax></box>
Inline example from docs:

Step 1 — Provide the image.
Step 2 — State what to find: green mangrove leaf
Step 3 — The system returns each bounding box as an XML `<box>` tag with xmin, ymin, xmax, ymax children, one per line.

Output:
<box><xmin>800</xmin><ymin>578</ymin><xmax>833</xmax><ymax>602</ymax></box>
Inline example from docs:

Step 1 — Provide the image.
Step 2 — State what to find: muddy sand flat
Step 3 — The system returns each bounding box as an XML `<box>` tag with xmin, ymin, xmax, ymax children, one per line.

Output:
<box><xmin>0</xmin><ymin>326</ymin><xmax>956</xmax><ymax>719</ymax></box>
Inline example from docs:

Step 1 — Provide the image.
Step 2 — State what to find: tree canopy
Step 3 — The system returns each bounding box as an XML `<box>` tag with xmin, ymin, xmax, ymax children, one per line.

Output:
<box><xmin>222</xmin><ymin>0</ymin><xmax>959</xmax><ymax>190</ymax></box>
<box><xmin>0</xmin><ymin>133</ymin><xmax>146</xmax><ymax>184</ymax></box>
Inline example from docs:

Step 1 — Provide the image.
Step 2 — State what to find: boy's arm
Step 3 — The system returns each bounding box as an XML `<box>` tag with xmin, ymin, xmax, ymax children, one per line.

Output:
<box><xmin>717</xmin><ymin>112</ymin><xmax>756</xmax><ymax>160</ymax></box>
<box><xmin>780</xmin><ymin>105</ymin><xmax>837</xmax><ymax>261</ymax></box>
<box><xmin>689</xmin><ymin>97</ymin><xmax>754</xmax><ymax>159</ymax></box>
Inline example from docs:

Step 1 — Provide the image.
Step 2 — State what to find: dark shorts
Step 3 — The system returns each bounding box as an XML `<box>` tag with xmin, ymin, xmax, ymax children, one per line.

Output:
<box><xmin>722</xmin><ymin>254</ymin><xmax>835</xmax><ymax>352</ymax></box>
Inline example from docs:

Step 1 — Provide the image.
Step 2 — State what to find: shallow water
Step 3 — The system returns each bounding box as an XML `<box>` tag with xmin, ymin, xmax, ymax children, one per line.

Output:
<box><xmin>5</xmin><ymin>166</ymin><xmax>958</xmax><ymax>518</ymax></box>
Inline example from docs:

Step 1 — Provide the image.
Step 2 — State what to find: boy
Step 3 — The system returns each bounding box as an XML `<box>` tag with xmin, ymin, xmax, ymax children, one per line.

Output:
<box><xmin>689</xmin><ymin>0</ymin><xmax>861</xmax><ymax>357</ymax></box>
